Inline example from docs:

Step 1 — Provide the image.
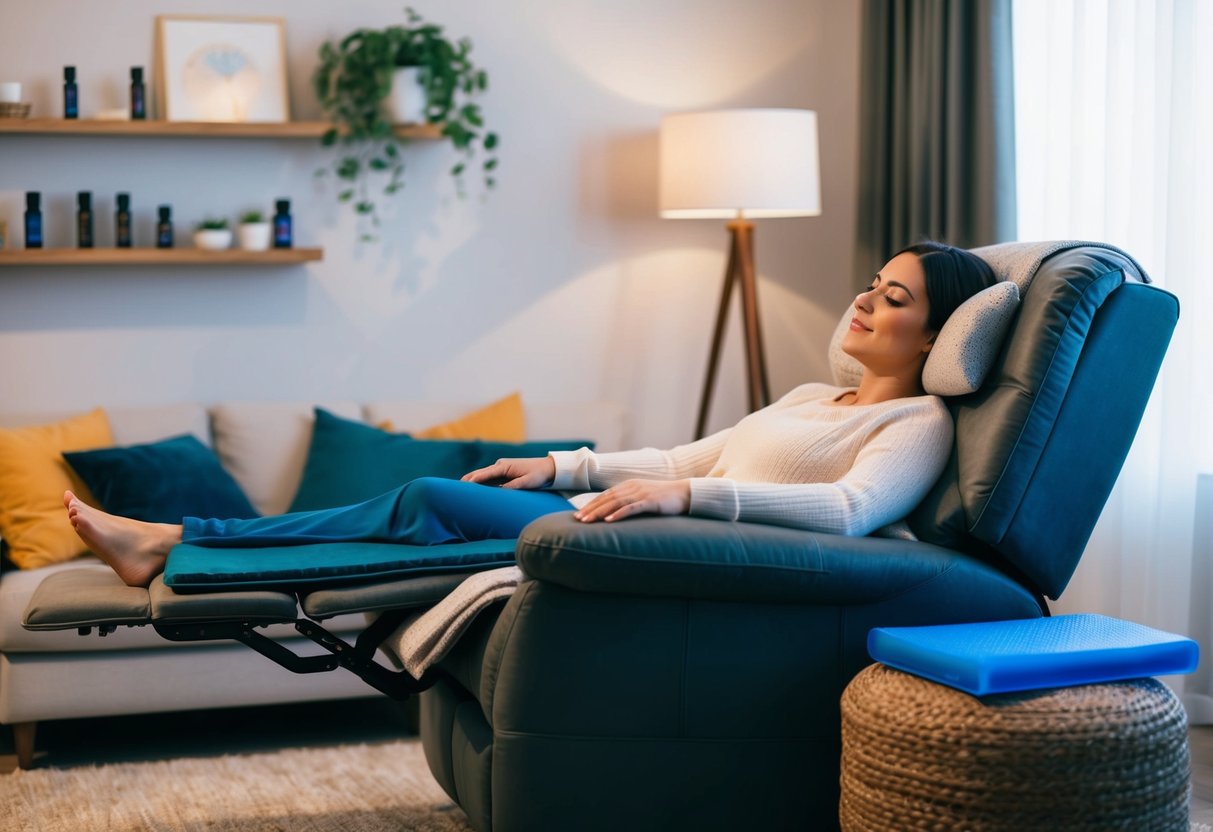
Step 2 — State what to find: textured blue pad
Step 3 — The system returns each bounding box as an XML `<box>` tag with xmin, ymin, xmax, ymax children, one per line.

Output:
<box><xmin>868</xmin><ymin>613</ymin><xmax>1199</xmax><ymax>696</ymax></box>
<box><xmin>163</xmin><ymin>539</ymin><xmax>518</xmax><ymax>592</ymax></box>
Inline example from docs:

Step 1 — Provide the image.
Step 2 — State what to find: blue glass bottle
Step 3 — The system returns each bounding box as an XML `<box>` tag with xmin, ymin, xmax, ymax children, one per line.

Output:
<box><xmin>273</xmin><ymin>199</ymin><xmax>292</xmax><ymax>248</ymax></box>
<box><xmin>130</xmin><ymin>67</ymin><xmax>146</xmax><ymax>120</ymax></box>
<box><xmin>77</xmin><ymin>191</ymin><xmax>94</xmax><ymax>248</ymax></box>
<box><xmin>116</xmin><ymin>193</ymin><xmax>132</xmax><ymax>248</ymax></box>
<box><xmin>24</xmin><ymin>192</ymin><xmax>42</xmax><ymax>249</ymax></box>
<box><xmin>63</xmin><ymin>66</ymin><xmax>78</xmax><ymax>119</ymax></box>
<box><xmin>156</xmin><ymin>205</ymin><xmax>173</xmax><ymax>248</ymax></box>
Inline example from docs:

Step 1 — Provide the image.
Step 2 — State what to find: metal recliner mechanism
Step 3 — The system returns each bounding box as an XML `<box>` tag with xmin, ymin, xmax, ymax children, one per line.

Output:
<box><xmin>22</xmin><ymin>568</ymin><xmax>476</xmax><ymax>699</ymax></box>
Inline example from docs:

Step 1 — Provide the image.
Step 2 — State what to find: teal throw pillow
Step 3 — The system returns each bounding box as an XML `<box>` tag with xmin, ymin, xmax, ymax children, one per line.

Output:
<box><xmin>288</xmin><ymin>408</ymin><xmax>593</xmax><ymax>512</ymax></box>
<box><xmin>63</xmin><ymin>435</ymin><xmax>259</xmax><ymax>523</ymax></box>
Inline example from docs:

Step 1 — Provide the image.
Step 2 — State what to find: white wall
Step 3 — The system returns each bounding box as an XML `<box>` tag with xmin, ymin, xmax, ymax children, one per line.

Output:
<box><xmin>0</xmin><ymin>0</ymin><xmax>861</xmax><ymax>449</ymax></box>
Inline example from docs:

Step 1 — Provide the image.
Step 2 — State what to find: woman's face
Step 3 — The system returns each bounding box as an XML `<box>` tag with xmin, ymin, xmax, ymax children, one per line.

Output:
<box><xmin>841</xmin><ymin>252</ymin><xmax>936</xmax><ymax>374</ymax></box>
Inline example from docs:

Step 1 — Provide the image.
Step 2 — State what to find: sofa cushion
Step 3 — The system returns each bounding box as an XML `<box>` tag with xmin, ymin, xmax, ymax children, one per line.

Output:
<box><xmin>103</xmin><ymin>404</ymin><xmax>212</xmax><ymax>447</ymax></box>
<box><xmin>0</xmin><ymin>408</ymin><xmax>114</xmax><ymax>569</ymax></box>
<box><xmin>64</xmin><ymin>435</ymin><xmax>259</xmax><ymax>524</ymax></box>
<box><xmin>209</xmin><ymin>401</ymin><xmax>362</xmax><ymax>516</ymax></box>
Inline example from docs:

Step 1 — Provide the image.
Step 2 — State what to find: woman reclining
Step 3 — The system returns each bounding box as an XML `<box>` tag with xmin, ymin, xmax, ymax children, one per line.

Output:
<box><xmin>64</xmin><ymin>241</ymin><xmax>996</xmax><ymax>589</ymax></box>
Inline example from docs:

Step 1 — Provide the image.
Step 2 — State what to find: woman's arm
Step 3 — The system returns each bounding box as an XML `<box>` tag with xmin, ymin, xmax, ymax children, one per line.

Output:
<box><xmin>687</xmin><ymin>415</ymin><xmax>954</xmax><ymax>536</ymax></box>
<box><xmin>461</xmin><ymin>429</ymin><xmax>731</xmax><ymax>492</ymax></box>
<box><xmin>548</xmin><ymin>428</ymin><xmax>732</xmax><ymax>492</ymax></box>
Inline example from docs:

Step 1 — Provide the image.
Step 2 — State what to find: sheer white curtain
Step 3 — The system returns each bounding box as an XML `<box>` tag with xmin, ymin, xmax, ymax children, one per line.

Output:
<box><xmin>1013</xmin><ymin>0</ymin><xmax>1213</xmax><ymax>712</ymax></box>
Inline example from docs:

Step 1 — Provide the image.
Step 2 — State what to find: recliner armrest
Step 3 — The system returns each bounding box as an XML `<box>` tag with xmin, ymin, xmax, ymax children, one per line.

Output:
<box><xmin>516</xmin><ymin>513</ymin><xmax>1008</xmax><ymax>605</ymax></box>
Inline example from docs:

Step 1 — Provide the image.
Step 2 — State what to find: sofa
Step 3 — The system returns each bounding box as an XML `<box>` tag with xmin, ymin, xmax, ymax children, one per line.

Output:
<box><xmin>414</xmin><ymin>244</ymin><xmax>1179</xmax><ymax>831</ymax></box>
<box><xmin>0</xmin><ymin>398</ymin><xmax>628</xmax><ymax>769</ymax></box>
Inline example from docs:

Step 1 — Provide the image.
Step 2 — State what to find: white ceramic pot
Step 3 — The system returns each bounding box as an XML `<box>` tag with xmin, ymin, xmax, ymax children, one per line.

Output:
<box><xmin>384</xmin><ymin>66</ymin><xmax>426</xmax><ymax>125</ymax></box>
<box><xmin>237</xmin><ymin>222</ymin><xmax>272</xmax><ymax>251</ymax></box>
<box><xmin>193</xmin><ymin>229</ymin><xmax>233</xmax><ymax>250</ymax></box>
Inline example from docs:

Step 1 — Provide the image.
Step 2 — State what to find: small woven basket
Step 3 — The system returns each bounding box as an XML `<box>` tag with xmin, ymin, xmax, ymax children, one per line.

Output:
<box><xmin>0</xmin><ymin>102</ymin><xmax>31</xmax><ymax>118</ymax></box>
<box><xmin>840</xmin><ymin>663</ymin><xmax>1190</xmax><ymax>831</ymax></box>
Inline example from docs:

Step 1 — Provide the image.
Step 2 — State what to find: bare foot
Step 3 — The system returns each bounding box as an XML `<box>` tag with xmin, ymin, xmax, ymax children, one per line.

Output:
<box><xmin>64</xmin><ymin>491</ymin><xmax>182</xmax><ymax>587</ymax></box>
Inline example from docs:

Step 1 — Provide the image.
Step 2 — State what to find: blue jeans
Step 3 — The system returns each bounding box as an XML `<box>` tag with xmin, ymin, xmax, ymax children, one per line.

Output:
<box><xmin>182</xmin><ymin>477</ymin><xmax>574</xmax><ymax>548</ymax></box>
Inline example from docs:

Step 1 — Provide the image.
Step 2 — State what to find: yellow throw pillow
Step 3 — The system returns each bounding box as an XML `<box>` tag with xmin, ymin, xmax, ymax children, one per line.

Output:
<box><xmin>381</xmin><ymin>392</ymin><xmax>527</xmax><ymax>442</ymax></box>
<box><xmin>416</xmin><ymin>392</ymin><xmax>526</xmax><ymax>441</ymax></box>
<box><xmin>0</xmin><ymin>407</ymin><xmax>114</xmax><ymax>569</ymax></box>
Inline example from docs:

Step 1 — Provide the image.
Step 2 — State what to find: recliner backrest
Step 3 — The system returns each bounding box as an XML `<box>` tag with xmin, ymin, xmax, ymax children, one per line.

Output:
<box><xmin>908</xmin><ymin>245</ymin><xmax>1178</xmax><ymax>600</ymax></box>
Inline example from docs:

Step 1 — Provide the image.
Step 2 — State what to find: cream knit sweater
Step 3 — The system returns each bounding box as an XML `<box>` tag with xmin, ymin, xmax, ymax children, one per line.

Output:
<box><xmin>549</xmin><ymin>383</ymin><xmax>954</xmax><ymax>537</ymax></box>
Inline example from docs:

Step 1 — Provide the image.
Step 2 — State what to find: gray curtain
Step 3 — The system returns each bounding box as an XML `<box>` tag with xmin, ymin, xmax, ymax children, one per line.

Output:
<box><xmin>856</xmin><ymin>0</ymin><xmax>1017</xmax><ymax>286</ymax></box>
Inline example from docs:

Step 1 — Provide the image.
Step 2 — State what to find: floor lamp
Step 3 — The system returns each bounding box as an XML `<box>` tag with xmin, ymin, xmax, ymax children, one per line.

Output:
<box><xmin>659</xmin><ymin>109</ymin><xmax>821</xmax><ymax>439</ymax></box>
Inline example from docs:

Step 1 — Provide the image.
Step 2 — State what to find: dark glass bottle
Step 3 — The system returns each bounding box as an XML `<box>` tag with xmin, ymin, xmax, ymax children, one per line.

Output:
<box><xmin>273</xmin><ymin>199</ymin><xmax>292</xmax><ymax>248</ymax></box>
<box><xmin>77</xmin><ymin>191</ymin><xmax>93</xmax><ymax>248</ymax></box>
<box><xmin>156</xmin><ymin>205</ymin><xmax>173</xmax><ymax>248</ymax></box>
<box><xmin>63</xmin><ymin>66</ymin><xmax>78</xmax><ymax>119</ymax></box>
<box><xmin>115</xmin><ymin>193</ymin><xmax>132</xmax><ymax>248</ymax></box>
<box><xmin>24</xmin><ymin>192</ymin><xmax>43</xmax><ymax>249</ymax></box>
<box><xmin>130</xmin><ymin>67</ymin><xmax>146</xmax><ymax>120</ymax></box>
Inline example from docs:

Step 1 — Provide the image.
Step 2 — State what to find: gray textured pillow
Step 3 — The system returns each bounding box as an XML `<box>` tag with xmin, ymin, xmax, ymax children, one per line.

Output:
<box><xmin>828</xmin><ymin>281</ymin><xmax>1021</xmax><ymax>396</ymax></box>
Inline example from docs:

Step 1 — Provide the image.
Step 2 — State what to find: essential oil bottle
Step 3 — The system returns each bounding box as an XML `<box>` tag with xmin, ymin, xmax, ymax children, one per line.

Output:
<box><xmin>130</xmin><ymin>67</ymin><xmax>146</xmax><ymax>120</ymax></box>
<box><xmin>24</xmin><ymin>192</ymin><xmax>43</xmax><ymax>249</ymax></box>
<box><xmin>77</xmin><ymin>191</ymin><xmax>94</xmax><ymax>248</ymax></box>
<box><xmin>115</xmin><ymin>193</ymin><xmax>132</xmax><ymax>247</ymax></box>
<box><xmin>63</xmin><ymin>66</ymin><xmax>78</xmax><ymax>119</ymax></box>
<box><xmin>156</xmin><ymin>205</ymin><xmax>173</xmax><ymax>248</ymax></box>
<box><xmin>273</xmin><ymin>199</ymin><xmax>292</xmax><ymax>248</ymax></box>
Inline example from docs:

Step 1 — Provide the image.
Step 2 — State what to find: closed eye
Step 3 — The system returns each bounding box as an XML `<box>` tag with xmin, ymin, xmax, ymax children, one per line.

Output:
<box><xmin>867</xmin><ymin>280</ymin><xmax>904</xmax><ymax>307</ymax></box>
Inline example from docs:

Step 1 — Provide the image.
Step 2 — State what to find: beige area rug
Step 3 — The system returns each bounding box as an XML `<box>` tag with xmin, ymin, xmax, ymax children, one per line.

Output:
<box><xmin>1</xmin><ymin>738</ymin><xmax>473</xmax><ymax>831</ymax></box>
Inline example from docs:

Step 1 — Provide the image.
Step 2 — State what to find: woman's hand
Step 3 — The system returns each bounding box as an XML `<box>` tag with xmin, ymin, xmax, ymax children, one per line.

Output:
<box><xmin>462</xmin><ymin>456</ymin><xmax>556</xmax><ymax>490</ymax></box>
<box><xmin>573</xmin><ymin>479</ymin><xmax>691</xmax><ymax>523</ymax></box>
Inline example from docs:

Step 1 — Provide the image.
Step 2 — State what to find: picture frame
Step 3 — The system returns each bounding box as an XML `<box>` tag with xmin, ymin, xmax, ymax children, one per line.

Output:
<box><xmin>155</xmin><ymin>15</ymin><xmax>290</xmax><ymax>123</ymax></box>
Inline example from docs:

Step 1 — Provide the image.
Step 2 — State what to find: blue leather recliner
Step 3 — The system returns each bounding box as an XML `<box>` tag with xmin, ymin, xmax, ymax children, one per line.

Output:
<box><xmin>417</xmin><ymin>243</ymin><xmax>1179</xmax><ymax>831</ymax></box>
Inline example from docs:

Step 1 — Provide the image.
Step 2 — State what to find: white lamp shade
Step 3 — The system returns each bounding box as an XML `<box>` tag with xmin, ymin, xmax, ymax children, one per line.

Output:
<box><xmin>659</xmin><ymin>108</ymin><xmax>821</xmax><ymax>219</ymax></box>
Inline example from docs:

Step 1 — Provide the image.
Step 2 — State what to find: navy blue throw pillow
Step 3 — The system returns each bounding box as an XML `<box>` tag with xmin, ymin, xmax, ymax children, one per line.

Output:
<box><xmin>63</xmin><ymin>435</ymin><xmax>259</xmax><ymax>523</ymax></box>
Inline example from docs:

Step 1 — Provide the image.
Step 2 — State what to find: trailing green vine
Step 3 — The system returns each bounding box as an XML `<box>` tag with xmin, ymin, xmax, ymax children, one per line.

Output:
<box><xmin>313</xmin><ymin>7</ymin><xmax>498</xmax><ymax>240</ymax></box>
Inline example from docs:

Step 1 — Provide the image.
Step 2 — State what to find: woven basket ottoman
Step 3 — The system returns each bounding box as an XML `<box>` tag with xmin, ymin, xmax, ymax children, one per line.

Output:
<box><xmin>839</xmin><ymin>663</ymin><xmax>1190</xmax><ymax>831</ymax></box>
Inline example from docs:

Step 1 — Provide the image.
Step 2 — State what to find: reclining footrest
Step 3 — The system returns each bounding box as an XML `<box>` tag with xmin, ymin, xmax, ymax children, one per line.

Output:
<box><xmin>22</xmin><ymin>570</ymin><xmax>298</xmax><ymax>633</ymax></box>
<box><xmin>22</xmin><ymin>566</ymin><xmax>480</xmax><ymax>699</ymax></box>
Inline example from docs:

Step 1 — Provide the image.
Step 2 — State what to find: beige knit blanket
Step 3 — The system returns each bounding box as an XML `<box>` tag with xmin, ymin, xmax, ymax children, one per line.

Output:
<box><xmin>385</xmin><ymin>566</ymin><xmax>524</xmax><ymax>679</ymax></box>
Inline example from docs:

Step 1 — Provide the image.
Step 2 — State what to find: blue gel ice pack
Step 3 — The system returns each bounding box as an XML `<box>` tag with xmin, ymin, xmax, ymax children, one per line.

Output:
<box><xmin>867</xmin><ymin>613</ymin><xmax>1199</xmax><ymax>696</ymax></box>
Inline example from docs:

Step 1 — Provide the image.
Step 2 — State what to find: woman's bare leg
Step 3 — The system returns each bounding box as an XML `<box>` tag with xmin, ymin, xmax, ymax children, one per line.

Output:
<box><xmin>63</xmin><ymin>491</ymin><xmax>182</xmax><ymax>587</ymax></box>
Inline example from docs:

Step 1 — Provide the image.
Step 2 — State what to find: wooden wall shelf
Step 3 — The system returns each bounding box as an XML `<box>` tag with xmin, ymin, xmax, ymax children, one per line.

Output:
<box><xmin>0</xmin><ymin>248</ymin><xmax>324</xmax><ymax>266</ymax></box>
<box><xmin>0</xmin><ymin>118</ymin><xmax>443</xmax><ymax>141</ymax></box>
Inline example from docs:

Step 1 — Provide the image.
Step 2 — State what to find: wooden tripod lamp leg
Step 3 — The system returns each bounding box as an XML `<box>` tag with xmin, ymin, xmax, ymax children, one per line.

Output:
<box><xmin>694</xmin><ymin>219</ymin><xmax>772</xmax><ymax>439</ymax></box>
<box><xmin>694</xmin><ymin>232</ymin><xmax>740</xmax><ymax>440</ymax></box>
<box><xmin>732</xmin><ymin>219</ymin><xmax>771</xmax><ymax>411</ymax></box>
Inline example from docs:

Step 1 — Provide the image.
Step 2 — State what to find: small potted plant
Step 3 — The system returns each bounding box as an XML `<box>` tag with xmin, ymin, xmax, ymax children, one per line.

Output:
<box><xmin>193</xmin><ymin>218</ymin><xmax>232</xmax><ymax>251</ymax></box>
<box><xmin>237</xmin><ymin>210</ymin><xmax>271</xmax><ymax>251</ymax></box>
<box><xmin>313</xmin><ymin>7</ymin><xmax>499</xmax><ymax>239</ymax></box>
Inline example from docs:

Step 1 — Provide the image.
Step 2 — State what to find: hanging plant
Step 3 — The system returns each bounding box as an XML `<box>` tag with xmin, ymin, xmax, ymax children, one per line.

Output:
<box><xmin>313</xmin><ymin>7</ymin><xmax>499</xmax><ymax>240</ymax></box>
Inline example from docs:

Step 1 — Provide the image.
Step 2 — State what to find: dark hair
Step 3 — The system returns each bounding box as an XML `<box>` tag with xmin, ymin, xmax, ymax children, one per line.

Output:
<box><xmin>895</xmin><ymin>241</ymin><xmax>997</xmax><ymax>332</ymax></box>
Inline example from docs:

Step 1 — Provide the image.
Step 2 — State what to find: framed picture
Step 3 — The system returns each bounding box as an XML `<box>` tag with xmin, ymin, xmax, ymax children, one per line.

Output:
<box><xmin>155</xmin><ymin>15</ymin><xmax>290</xmax><ymax>123</ymax></box>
